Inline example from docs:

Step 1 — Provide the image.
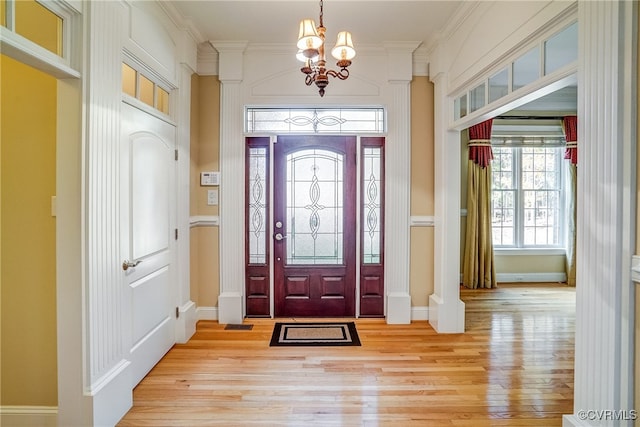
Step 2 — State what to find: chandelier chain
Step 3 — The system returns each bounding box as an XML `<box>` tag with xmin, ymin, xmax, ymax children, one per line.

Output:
<box><xmin>319</xmin><ymin>0</ymin><xmax>324</xmax><ymax>27</ymax></box>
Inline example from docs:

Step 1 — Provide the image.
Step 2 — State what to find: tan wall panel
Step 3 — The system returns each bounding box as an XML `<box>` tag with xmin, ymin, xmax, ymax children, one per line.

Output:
<box><xmin>495</xmin><ymin>254</ymin><xmax>565</xmax><ymax>275</ymax></box>
<box><xmin>197</xmin><ymin>227</ymin><xmax>220</xmax><ymax>307</ymax></box>
<box><xmin>1</xmin><ymin>55</ymin><xmax>57</xmax><ymax>405</ymax></box>
<box><xmin>409</xmin><ymin>77</ymin><xmax>435</xmax><ymax>306</ymax></box>
<box><xmin>196</xmin><ymin>76</ymin><xmax>220</xmax><ymax>216</ymax></box>
<box><xmin>189</xmin><ymin>74</ymin><xmax>201</xmax><ymax>215</ymax></box>
<box><xmin>190</xmin><ymin>75</ymin><xmax>221</xmax><ymax>308</ymax></box>
<box><xmin>410</xmin><ymin>227</ymin><xmax>434</xmax><ymax>306</ymax></box>
<box><xmin>410</xmin><ymin>76</ymin><xmax>434</xmax><ymax>215</ymax></box>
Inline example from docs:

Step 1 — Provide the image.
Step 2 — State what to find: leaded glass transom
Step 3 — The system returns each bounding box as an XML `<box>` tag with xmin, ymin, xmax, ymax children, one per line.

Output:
<box><xmin>286</xmin><ymin>149</ymin><xmax>344</xmax><ymax>265</ymax></box>
<box><xmin>246</xmin><ymin>108</ymin><xmax>385</xmax><ymax>134</ymax></box>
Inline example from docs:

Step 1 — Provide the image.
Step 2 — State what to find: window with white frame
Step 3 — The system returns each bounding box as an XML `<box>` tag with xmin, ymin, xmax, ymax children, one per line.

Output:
<box><xmin>491</xmin><ymin>142</ymin><xmax>564</xmax><ymax>248</ymax></box>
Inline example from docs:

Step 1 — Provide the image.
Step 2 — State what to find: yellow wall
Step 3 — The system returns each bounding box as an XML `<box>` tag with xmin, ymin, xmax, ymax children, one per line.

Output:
<box><xmin>1</xmin><ymin>55</ymin><xmax>58</xmax><ymax>405</ymax></box>
<box><xmin>410</xmin><ymin>76</ymin><xmax>435</xmax><ymax>306</ymax></box>
<box><xmin>189</xmin><ymin>74</ymin><xmax>220</xmax><ymax>308</ymax></box>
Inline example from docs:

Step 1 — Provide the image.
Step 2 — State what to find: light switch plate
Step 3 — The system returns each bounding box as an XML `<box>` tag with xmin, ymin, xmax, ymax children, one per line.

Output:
<box><xmin>207</xmin><ymin>189</ymin><xmax>219</xmax><ymax>206</ymax></box>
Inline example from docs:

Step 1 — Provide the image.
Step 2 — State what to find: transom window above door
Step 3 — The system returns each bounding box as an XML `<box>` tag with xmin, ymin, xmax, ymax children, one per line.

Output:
<box><xmin>245</xmin><ymin>107</ymin><xmax>386</xmax><ymax>134</ymax></box>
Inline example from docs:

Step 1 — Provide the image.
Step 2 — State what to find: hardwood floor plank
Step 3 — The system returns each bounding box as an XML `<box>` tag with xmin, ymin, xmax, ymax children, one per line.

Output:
<box><xmin>118</xmin><ymin>283</ymin><xmax>575</xmax><ymax>426</ymax></box>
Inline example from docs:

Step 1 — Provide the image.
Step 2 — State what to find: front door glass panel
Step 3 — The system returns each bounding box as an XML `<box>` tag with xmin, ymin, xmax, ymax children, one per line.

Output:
<box><xmin>286</xmin><ymin>149</ymin><xmax>344</xmax><ymax>265</ymax></box>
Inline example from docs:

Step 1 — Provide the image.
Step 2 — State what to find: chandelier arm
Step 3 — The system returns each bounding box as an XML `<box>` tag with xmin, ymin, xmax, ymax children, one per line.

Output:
<box><xmin>326</xmin><ymin>68</ymin><xmax>350</xmax><ymax>81</ymax></box>
<box><xmin>305</xmin><ymin>74</ymin><xmax>315</xmax><ymax>86</ymax></box>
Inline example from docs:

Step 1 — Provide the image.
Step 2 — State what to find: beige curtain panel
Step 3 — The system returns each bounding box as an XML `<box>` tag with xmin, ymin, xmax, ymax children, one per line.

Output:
<box><xmin>462</xmin><ymin>119</ymin><xmax>497</xmax><ymax>289</ymax></box>
<box><xmin>563</xmin><ymin>115</ymin><xmax>577</xmax><ymax>286</ymax></box>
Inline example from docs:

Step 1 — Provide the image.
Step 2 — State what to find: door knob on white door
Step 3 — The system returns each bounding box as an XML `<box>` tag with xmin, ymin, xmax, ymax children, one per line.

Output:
<box><xmin>122</xmin><ymin>259</ymin><xmax>142</xmax><ymax>271</ymax></box>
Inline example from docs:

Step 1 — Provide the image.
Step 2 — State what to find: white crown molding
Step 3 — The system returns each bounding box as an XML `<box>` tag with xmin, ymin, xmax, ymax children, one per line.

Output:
<box><xmin>157</xmin><ymin>1</ymin><xmax>205</xmax><ymax>44</ymax></box>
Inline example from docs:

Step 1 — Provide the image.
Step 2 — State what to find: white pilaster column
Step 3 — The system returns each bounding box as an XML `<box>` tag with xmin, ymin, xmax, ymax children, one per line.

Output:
<box><xmin>429</xmin><ymin>72</ymin><xmax>465</xmax><ymax>333</ymax></box>
<box><xmin>84</xmin><ymin>1</ymin><xmax>132</xmax><ymax>425</ymax></box>
<box><xmin>384</xmin><ymin>42</ymin><xmax>419</xmax><ymax>324</ymax></box>
<box><xmin>175</xmin><ymin>31</ymin><xmax>198</xmax><ymax>342</ymax></box>
<box><xmin>564</xmin><ymin>1</ymin><xmax>636</xmax><ymax>425</ymax></box>
<box><xmin>211</xmin><ymin>41</ymin><xmax>248</xmax><ymax>325</ymax></box>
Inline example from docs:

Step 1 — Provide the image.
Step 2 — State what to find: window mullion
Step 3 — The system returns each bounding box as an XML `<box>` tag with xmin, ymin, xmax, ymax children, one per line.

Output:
<box><xmin>515</xmin><ymin>147</ymin><xmax>524</xmax><ymax>247</ymax></box>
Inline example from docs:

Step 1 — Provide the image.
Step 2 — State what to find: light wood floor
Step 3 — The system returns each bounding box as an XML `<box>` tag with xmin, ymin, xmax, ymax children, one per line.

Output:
<box><xmin>118</xmin><ymin>283</ymin><xmax>575</xmax><ymax>426</ymax></box>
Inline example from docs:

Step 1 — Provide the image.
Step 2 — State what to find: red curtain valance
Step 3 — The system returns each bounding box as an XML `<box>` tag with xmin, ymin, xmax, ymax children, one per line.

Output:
<box><xmin>468</xmin><ymin>119</ymin><xmax>493</xmax><ymax>168</ymax></box>
<box><xmin>563</xmin><ymin>115</ymin><xmax>577</xmax><ymax>164</ymax></box>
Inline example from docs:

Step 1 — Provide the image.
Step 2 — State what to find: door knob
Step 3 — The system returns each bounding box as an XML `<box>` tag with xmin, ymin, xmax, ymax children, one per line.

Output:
<box><xmin>274</xmin><ymin>233</ymin><xmax>287</xmax><ymax>241</ymax></box>
<box><xmin>122</xmin><ymin>259</ymin><xmax>142</xmax><ymax>271</ymax></box>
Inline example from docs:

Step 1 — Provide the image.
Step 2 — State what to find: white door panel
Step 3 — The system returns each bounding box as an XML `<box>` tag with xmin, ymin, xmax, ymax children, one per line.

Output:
<box><xmin>131</xmin><ymin>134</ymin><xmax>170</xmax><ymax>259</ymax></box>
<box><xmin>130</xmin><ymin>266</ymin><xmax>171</xmax><ymax>345</ymax></box>
<box><xmin>121</xmin><ymin>102</ymin><xmax>176</xmax><ymax>388</ymax></box>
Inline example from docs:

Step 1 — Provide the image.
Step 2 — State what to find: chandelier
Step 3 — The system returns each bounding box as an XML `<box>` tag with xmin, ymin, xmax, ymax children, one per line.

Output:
<box><xmin>296</xmin><ymin>0</ymin><xmax>356</xmax><ymax>97</ymax></box>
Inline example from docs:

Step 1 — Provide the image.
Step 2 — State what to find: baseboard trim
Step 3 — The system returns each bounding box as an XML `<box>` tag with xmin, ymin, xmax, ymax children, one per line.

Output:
<box><xmin>196</xmin><ymin>306</ymin><xmax>218</xmax><ymax>321</ymax></box>
<box><xmin>176</xmin><ymin>300</ymin><xmax>197</xmax><ymax>343</ymax></box>
<box><xmin>497</xmin><ymin>272</ymin><xmax>567</xmax><ymax>283</ymax></box>
<box><xmin>195</xmin><ymin>306</ymin><xmax>429</xmax><ymax>322</ymax></box>
<box><xmin>562</xmin><ymin>414</ymin><xmax>586</xmax><ymax>426</ymax></box>
<box><xmin>0</xmin><ymin>406</ymin><xmax>57</xmax><ymax>427</ymax></box>
<box><xmin>411</xmin><ymin>306</ymin><xmax>429</xmax><ymax>321</ymax></box>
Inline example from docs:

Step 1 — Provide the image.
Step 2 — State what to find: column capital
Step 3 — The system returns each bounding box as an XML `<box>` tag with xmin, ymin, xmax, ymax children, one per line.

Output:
<box><xmin>383</xmin><ymin>41</ymin><xmax>421</xmax><ymax>82</ymax></box>
<box><xmin>209</xmin><ymin>41</ymin><xmax>248</xmax><ymax>82</ymax></box>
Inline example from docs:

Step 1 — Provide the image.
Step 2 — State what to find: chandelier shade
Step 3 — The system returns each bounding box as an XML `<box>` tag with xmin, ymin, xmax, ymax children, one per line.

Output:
<box><xmin>331</xmin><ymin>31</ymin><xmax>356</xmax><ymax>61</ymax></box>
<box><xmin>297</xmin><ymin>19</ymin><xmax>322</xmax><ymax>53</ymax></box>
<box><xmin>295</xmin><ymin>0</ymin><xmax>356</xmax><ymax>97</ymax></box>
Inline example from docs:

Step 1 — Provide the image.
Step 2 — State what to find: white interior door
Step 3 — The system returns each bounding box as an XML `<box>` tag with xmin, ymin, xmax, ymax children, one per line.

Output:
<box><xmin>121</xmin><ymin>102</ymin><xmax>176</xmax><ymax>386</ymax></box>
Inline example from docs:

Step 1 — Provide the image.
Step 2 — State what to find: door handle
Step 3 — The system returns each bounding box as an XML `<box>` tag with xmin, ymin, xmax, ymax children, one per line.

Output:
<box><xmin>122</xmin><ymin>259</ymin><xmax>142</xmax><ymax>271</ymax></box>
<box><xmin>274</xmin><ymin>233</ymin><xmax>287</xmax><ymax>241</ymax></box>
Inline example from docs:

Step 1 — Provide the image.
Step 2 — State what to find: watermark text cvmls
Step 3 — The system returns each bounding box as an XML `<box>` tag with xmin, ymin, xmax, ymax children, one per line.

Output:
<box><xmin>577</xmin><ymin>409</ymin><xmax>637</xmax><ymax>421</ymax></box>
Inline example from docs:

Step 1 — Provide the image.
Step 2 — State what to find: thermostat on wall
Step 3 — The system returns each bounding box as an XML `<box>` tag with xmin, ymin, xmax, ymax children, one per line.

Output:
<box><xmin>200</xmin><ymin>171</ymin><xmax>220</xmax><ymax>186</ymax></box>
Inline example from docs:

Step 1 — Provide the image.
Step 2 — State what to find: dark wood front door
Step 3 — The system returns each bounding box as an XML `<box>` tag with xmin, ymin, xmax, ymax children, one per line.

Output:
<box><xmin>273</xmin><ymin>135</ymin><xmax>356</xmax><ymax>317</ymax></box>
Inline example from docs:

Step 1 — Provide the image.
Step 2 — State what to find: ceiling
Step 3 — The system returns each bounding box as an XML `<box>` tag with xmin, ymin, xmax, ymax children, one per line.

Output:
<box><xmin>167</xmin><ymin>0</ymin><xmax>576</xmax><ymax>117</ymax></box>
<box><xmin>168</xmin><ymin>0</ymin><xmax>462</xmax><ymax>48</ymax></box>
